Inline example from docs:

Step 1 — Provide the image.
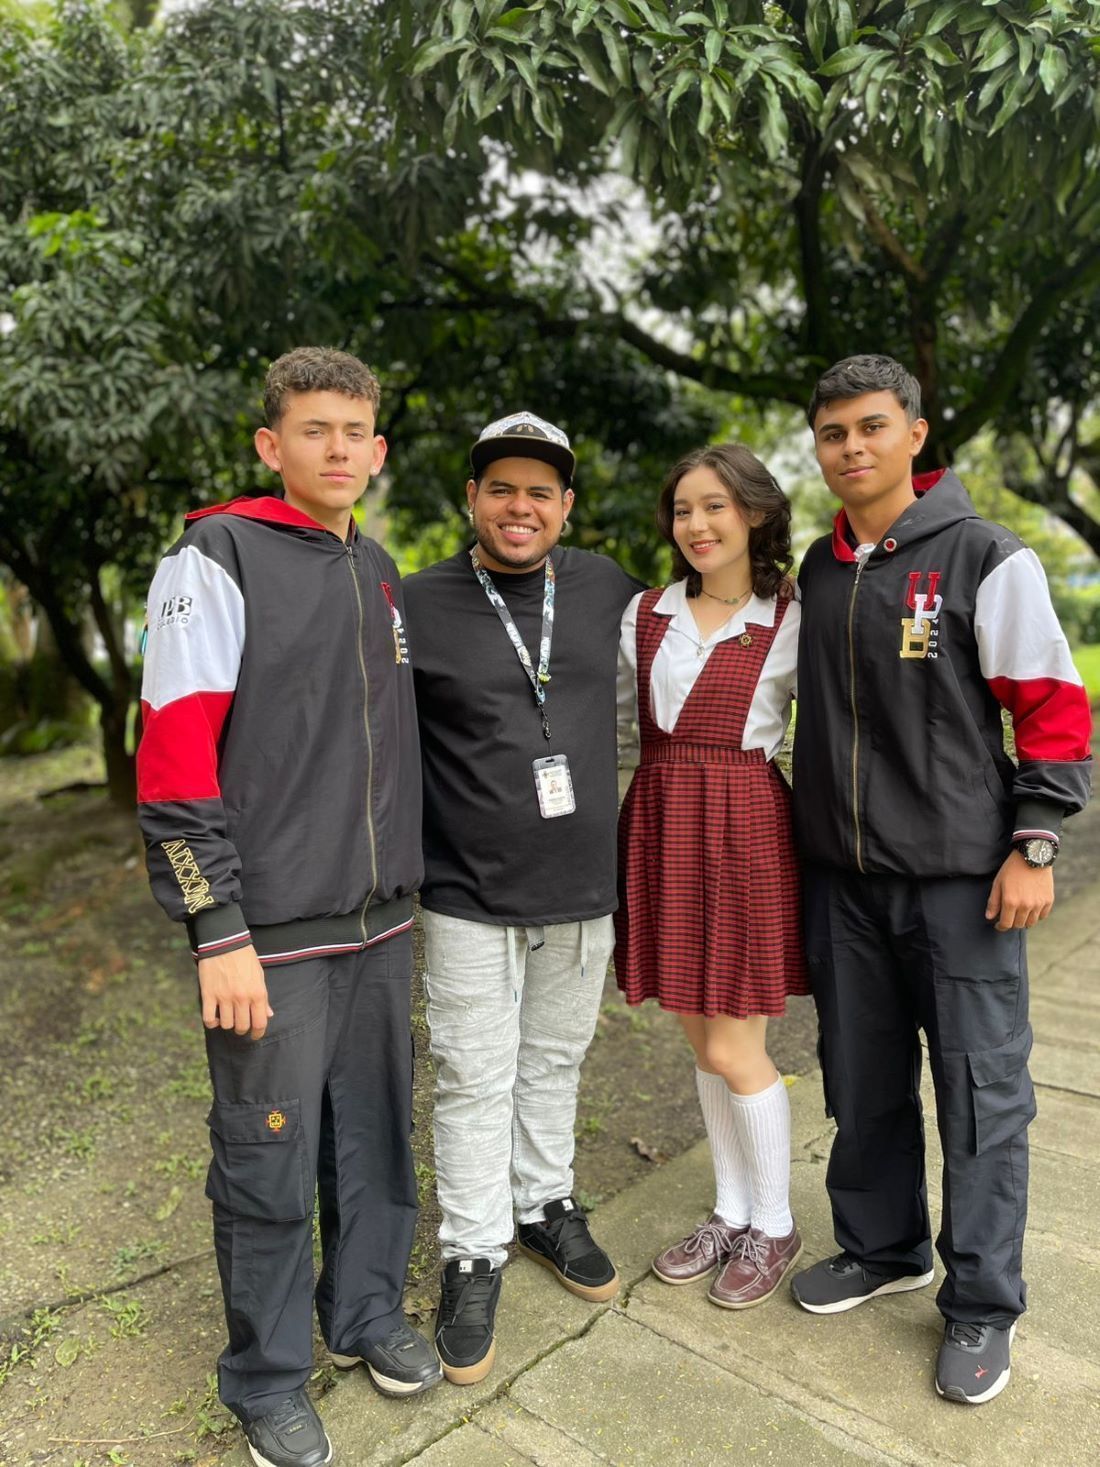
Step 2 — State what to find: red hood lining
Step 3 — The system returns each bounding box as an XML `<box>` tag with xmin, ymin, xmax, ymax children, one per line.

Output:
<box><xmin>185</xmin><ymin>495</ymin><xmax>349</xmax><ymax>536</ymax></box>
<box><xmin>829</xmin><ymin>468</ymin><xmax>948</xmax><ymax>563</ymax></box>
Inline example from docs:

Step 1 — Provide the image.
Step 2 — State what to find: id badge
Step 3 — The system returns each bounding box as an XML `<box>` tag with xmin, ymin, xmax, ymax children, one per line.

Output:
<box><xmin>532</xmin><ymin>754</ymin><xmax>576</xmax><ymax>819</ymax></box>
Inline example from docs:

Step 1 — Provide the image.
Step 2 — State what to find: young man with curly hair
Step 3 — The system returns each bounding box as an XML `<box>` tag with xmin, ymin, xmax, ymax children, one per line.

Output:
<box><xmin>138</xmin><ymin>348</ymin><xmax>438</xmax><ymax>1467</ymax></box>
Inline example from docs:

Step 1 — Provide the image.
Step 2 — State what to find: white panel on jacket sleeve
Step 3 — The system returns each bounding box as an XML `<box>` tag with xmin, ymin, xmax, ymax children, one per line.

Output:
<box><xmin>975</xmin><ymin>548</ymin><xmax>1082</xmax><ymax>685</ymax></box>
<box><xmin>141</xmin><ymin>544</ymin><xmax>246</xmax><ymax>710</ymax></box>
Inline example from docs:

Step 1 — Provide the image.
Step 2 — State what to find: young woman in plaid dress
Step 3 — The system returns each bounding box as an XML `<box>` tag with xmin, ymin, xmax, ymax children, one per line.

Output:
<box><xmin>615</xmin><ymin>444</ymin><xmax>809</xmax><ymax>1310</ymax></box>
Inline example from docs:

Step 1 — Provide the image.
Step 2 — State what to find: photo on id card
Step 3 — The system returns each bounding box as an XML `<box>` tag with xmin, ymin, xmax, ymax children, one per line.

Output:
<box><xmin>533</xmin><ymin>753</ymin><xmax>575</xmax><ymax>818</ymax></box>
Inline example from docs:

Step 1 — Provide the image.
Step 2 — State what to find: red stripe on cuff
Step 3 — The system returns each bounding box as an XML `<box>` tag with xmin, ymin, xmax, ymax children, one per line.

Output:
<box><xmin>137</xmin><ymin>691</ymin><xmax>234</xmax><ymax>802</ymax></box>
<box><xmin>987</xmin><ymin>676</ymin><xmax>1092</xmax><ymax>761</ymax></box>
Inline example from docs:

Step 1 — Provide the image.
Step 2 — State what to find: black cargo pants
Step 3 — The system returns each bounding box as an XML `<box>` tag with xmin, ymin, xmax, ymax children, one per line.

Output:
<box><xmin>203</xmin><ymin>932</ymin><xmax>417</xmax><ymax>1421</ymax></box>
<box><xmin>803</xmin><ymin>867</ymin><xmax>1035</xmax><ymax>1328</ymax></box>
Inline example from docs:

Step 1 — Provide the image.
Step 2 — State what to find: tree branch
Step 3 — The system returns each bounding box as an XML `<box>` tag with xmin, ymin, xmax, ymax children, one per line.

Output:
<box><xmin>922</xmin><ymin>207</ymin><xmax>967</xmax><ymax>291</ymax></box>
<box><xmin>1001</xmin><ymin>461</ymin><xmax>1100</xmax><ymax>558</ymax></box>
<box><xmin>859</xmin><ymin>192</ymin><xmax>928</xmax><ymax>286</ymax></box>
<box><xmin>89</xmin><ymin>569</ymin><xmax>134</xmax><ymax>707</ymax></box>
<box><xmin>417</xmin><ymin>253</ymin><xmax>812</xmax><ymax>404</ymax></box>
<box><xmin>613</xmin><ymin>317</ymin><xmax>808</xmax><ymax>404</ymax></box>
<box><xmin>21</xmin><ymin>574</ymin><xmax>113</xmax><ymax>710</ymax></box>
<box><xmin>947</xmin><ymin>239</ymin><xmax>1100</xmax><ymax>450</ymax></box>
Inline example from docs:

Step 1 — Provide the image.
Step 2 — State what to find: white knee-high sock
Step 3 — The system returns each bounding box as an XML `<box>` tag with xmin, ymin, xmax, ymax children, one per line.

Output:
<box><xmin>695</xmin><ymin>1067</ymin><xmax>751</xmax><ymax>1228</ymax></box>
<box><xmin>728</xmin><ymin>1075</ymin><xmax>793</xmax><ymax>1237</ymax></box>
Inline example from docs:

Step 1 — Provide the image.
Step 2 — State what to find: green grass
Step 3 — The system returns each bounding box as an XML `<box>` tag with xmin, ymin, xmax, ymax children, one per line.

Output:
<box><xmin>1073</xmin><ymin>643</ymin><xmax>1100</xmax><ymax>704</ymax></box>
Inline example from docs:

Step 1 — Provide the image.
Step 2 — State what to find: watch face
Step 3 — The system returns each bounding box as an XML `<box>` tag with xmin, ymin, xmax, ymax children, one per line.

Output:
<box><xmin>1024</xmin><ymin>839</ymin><xmax>1056</xmax><ymax>867</ymax></box>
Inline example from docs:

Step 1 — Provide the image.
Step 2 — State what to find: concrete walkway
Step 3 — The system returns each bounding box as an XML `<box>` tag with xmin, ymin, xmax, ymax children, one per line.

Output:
<box><xmin>231</xmin><ymin>881</ymin><xmax>1100</xmax><ymax>1466</ymax></box>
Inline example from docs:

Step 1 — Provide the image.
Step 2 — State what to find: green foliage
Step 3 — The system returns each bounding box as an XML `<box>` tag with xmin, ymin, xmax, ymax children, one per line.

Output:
<box><xmin>0</xmin><ymin>1</ymin><xmax>721</xmax><ymax>783</ymax></box>
<box><xmin>1072</xmin><ymin>641</ymin><xmax>1100</xmax><ymax>697</ymax></box>
<box><xmin>400</xmin><ymin>0</ymin><xmax>1100</xmax><ymax>552</ymax></box>
<box><xmin>3</xmin><ymin>0</ymin><xmax>1100</xmax><ymax>795</ymax></box>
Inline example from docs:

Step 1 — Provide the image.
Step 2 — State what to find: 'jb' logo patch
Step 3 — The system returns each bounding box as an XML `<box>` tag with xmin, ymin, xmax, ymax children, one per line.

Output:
<box><xmin>900</xmin><ymin>571</ymin><xmax>943</xmax><ymax>660</ymax></box>
<box><xmin>380</xmin><ymin>582</ymin><xmax>410</xmax><ymax>665</ymax></box>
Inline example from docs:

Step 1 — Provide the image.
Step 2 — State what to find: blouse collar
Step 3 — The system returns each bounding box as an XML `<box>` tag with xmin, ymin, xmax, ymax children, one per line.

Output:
<box><xmin>653</xmin><ymin>578</ymin><xmax>778</xmax><ymax>638</ymax></box>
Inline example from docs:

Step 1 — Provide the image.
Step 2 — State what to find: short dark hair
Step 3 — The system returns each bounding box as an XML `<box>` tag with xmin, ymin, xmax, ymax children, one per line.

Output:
<box><xmin>263</xmin><ymin>347</ymin><xmax>381</xmax><ymax>427</ymax></box>
<box><xmin>656</xmin><ymin>443</ymin><xmax>793</xmax><ymax>600</ymax></box>
<box><xmin>807</xmin><ymin>354</ymin><xmax>921</xmax><ymax>429</ymax></box>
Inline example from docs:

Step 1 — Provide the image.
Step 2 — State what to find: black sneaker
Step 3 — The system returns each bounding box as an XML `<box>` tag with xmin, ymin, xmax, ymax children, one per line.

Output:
<box><xmin>517</xmin><ymin>1196</ymin><xmax>620</xmax><ymax>1302</ymax></box>
<box><xmin>243</xmin><ymin>1390</ymin><xmax>332</xmax><ymax>1467</ymax></box>
<box><xmin>435</xmin><ymin>1257</ymin><xmax>502</xmax><ymax>1385</ymax></box>
<box><xmin>329</xmin><ymin>1319</ymin><xmax>442</xmax><ymax>1397</ymax></box>
<box><xmin>935</xmin><ymin>1320</ymin><xmax>1016</xmax><ymax>1404</ymax></box>
<box><xmin>791</xmin><ymin>1252</ymin><xmax>934</xmax><ymax>1314</ymax></box>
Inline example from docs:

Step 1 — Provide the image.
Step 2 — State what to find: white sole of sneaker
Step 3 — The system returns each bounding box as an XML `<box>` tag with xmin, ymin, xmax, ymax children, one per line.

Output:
<box><xmin>439</xmin><ymin>1337</ymin><xmax>495</xmax><ymax>1386</ymax></box>
<box><xmin>517</xmin><ymin>1241</ymin><xmax>621</xmax><ymax>1302</ymax></box>
<box><xmin>247</xmin><ymin>1436</ymin><xmax>333</xmax><ymax>1467</ymax></box>
<box><xmin>794</xmin><ymin>1266</ymin><xmax>935</xmax><ymax>1315</ymax></box>
<box><xmin>327</xmin><ymin>1350</ymin><xmax>442</xmax><ymax>1396</ymax></box>
<box><xmin>935</xmin><ymin>1321</ymin><xmax>1016</xmax><ymax>1405</ymax></box>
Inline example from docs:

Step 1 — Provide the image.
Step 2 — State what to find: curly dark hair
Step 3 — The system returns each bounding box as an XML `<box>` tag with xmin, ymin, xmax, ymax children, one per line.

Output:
<box><xmin>656</xmin><ymin>443</ymin><xmax>793</xmax><ymax>600</ymax></box>
<box><xmin>807</xmin><ymin>354</ymin><xmax>921</xmax><ymax>428</ymax></box>
<box><xmin>263</xmin><ymin>346</ymin><xmax>381</xmax><ymax>426</ymax></box>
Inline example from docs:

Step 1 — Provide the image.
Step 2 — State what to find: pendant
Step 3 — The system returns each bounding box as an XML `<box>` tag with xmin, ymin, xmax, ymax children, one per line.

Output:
<box><xmin>740</xmin><ymin>633</ymin><xmax>753</xmax><ymax>648</ymax></box>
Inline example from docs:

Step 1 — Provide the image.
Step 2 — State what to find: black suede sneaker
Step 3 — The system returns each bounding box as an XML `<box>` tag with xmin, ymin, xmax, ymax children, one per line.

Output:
<box><xmin>329</xmin><ymin>1319</ymin><xmax>442</xmax><ymax>1397</ymax></box>
<box><xmin>243</xmin><ymin>1390</ymin><xmax>332</xmax><ymax>1467</ymax></box>
<box><xmin>435</xmin><ymin>1257</ymin><xmax>502</xmax><ymax>1385</ymax></box>
<box><xmin>791</xmin><ymin>1252</ymin><xmax>934</xmax><ymax>1314</ymax></box>
<box><xmin>517</xmin><ymin>1196</ymin><xmax>620</xmax><ymax>1302</ymax></box>
<box><xmin>935</xmin><ymin>1320</ymin><xmax>1016</xmax><ymax>1404</ymax></box>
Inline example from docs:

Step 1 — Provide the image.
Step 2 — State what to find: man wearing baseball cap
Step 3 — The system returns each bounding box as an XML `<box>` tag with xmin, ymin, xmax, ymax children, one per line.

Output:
<box><xmin>403</xmin><ymin>412</ymin><xmax>641</xmax><ymax>1384</ymax></box>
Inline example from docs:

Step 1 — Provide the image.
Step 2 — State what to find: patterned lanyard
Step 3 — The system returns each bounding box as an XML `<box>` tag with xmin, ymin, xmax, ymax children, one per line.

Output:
<box><xmin>470</xmin><ymin>547</ymin><xmax>556</xmax><ymax>741</ymax></box>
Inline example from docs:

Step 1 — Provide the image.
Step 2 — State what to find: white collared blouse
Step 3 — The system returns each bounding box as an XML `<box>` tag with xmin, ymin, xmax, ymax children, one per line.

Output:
<box><xmin>617</xmin><ymin>579</ymin><xmax>800</xmax><ymax>758</ymax></box>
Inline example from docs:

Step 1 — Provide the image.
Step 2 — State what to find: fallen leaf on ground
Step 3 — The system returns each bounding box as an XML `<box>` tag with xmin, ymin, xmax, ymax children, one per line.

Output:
<box><xmin>630</xmin><ymin>1136</ymin><xmax>668</xmax><ymax>1163</ymax></box>
<box><xmin>155</xmin><ymin>1185</ymin><xmax>182</xmax><ymax>1221</ymax></box>
<box><xmin>403</xmin><ymin>1296</ymin><xmax>436</xmax><ymax>1323</ymax></box>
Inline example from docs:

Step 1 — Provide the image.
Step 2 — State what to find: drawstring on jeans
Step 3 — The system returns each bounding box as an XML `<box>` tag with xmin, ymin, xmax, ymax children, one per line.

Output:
<box><xmin>506</xmin><ymin>925</ymin><xmax>519</xmax><ymax>1003</ymax></box>
<box><xmin>506</xmin><ymin>924</ymin><xmax>550</xmax><ymax>1002</ymax></box>
<box><xmin>580</xmin><ymin>923</ymin><xmax>589</xmax><ymax>979</ymax></box>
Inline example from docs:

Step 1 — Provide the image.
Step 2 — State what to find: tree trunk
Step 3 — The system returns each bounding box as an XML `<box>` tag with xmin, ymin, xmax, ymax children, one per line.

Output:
<box><xmin>9</xmin><ymin>567</ymin><xmax>138</xmax><ymax>808</ymax></box>
<box><xmin>88</xmin><ymin>574</ymin><xmax>138</xmax><ymax>808</ymax></box>
<box><xmin>101</xmin><ymin>697</ymin><xmax>137</xmax><ymax>807</ymax></box>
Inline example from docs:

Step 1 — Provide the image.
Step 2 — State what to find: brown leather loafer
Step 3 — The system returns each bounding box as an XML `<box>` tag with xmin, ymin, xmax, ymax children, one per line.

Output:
<box><xmin>708</xmin><ymin>1224</ymin><xmax>802</xmax><ymax>1309</ymax></box>
<box><xmin>652</xmin><ymin>1214</ymin><xmax>748</xmax><ymax>1285</ymax></box>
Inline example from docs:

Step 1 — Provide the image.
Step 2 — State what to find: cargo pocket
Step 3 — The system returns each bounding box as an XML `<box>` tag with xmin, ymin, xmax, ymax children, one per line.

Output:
<box><xmin>205</xmin><ymin>1099</ymin><xmax>309</xmax><ymax>1221</ymax></box>
<box><xmin>967</xmin><ymin>1026</ymin><xmax>1036</xmax><ymax>1156</ymax></box>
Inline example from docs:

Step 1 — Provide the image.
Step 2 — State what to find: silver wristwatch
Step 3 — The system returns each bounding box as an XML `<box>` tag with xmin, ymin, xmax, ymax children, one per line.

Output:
<box><xmin>1012</xmin><ymin>837</ymin><xmax>1057</xmax><ymax>869</ymax></box>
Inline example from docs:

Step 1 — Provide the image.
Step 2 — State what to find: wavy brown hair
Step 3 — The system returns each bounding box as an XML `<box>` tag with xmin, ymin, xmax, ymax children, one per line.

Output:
<box><xmin>656</xmin><ymin>444</ymin><xmax>794</xmax><ymax>599</ymax></box>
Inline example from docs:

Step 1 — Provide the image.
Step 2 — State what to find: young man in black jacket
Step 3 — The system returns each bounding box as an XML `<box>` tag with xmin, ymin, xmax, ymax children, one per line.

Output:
<box><xmin>138</xmin><ymin>348</ymin><xmax>438</xmax><ymax>1467</ymax></box>
<box><xmin>791</xmin><ymin>354</ymin><xmax>1092</xmax><ymax>1405</ymax></box>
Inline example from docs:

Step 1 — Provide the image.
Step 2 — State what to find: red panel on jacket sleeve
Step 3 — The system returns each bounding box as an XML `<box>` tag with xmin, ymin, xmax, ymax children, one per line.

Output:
<box><xmin>137</xmin><ymin>692</ymin><xmax>234</xmax><ymax>803</ymax></box>
<box><xmin>987</xmin><ymin>676</ymin><xmax>1093</xmax><ymax>762</ymax></box>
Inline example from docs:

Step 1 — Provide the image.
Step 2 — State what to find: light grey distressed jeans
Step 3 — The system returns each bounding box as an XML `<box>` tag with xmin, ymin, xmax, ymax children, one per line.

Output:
<box><xmin>422</xmin><ymin>909</ymin><xmax>614</xmax><ymax>1267</ymax></box>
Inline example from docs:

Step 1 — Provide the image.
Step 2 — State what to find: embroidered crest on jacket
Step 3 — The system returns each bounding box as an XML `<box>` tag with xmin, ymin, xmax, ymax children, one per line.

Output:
<box><xmin>900</xmin><ymin>571</ymin><xmax>943</xmax><ymax>660</ymax></box>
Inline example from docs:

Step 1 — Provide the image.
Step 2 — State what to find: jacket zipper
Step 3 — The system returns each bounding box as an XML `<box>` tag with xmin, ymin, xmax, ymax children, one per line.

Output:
<box><xmin>345</xmin><ymin>543</ymin><xmax>378</xmax><ymax>940</ymax></box>
<box><xmin>847</xmin><ymin>558</ymin><xmax>865</xmax><ymax>873</ymax></box>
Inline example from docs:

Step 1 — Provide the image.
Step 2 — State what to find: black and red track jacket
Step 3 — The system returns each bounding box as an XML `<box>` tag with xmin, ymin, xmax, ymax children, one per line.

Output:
<box><xmin>137</xmin><ymin>496</ymin><xmax>422</xmax><ymax>965</ymax></box>
<box><xmin>793</xmin><ymin>469</ymin><xmax>1092</xmax><ymax>875</ymax></box>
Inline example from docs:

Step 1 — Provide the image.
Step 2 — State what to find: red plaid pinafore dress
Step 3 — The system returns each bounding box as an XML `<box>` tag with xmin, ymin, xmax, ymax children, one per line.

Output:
<box><xmin>614</xmin><ymin>587</ymin><xmax>808</xmax><ymax>1018</ymax></box>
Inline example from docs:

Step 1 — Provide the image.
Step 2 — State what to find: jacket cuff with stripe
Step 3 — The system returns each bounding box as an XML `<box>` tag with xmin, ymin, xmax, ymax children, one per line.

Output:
<box><xmin>187</xmin><ymin>902</ymin><xmax>253</xmax><ymax>961</ymax></box>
